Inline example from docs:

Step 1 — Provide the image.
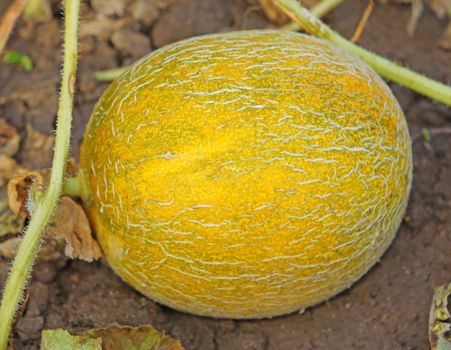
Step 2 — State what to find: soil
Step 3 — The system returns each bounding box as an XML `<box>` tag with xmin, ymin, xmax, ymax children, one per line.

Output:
<box><xmin>1</xmin><ymin>0</ymin><xmax>450</xmax><ymax>349</ymax></box>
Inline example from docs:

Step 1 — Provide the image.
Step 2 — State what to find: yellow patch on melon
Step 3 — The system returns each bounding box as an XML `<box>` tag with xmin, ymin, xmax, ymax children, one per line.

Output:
<box><xmin>80</xmin><ymin>30</ymin><xmax>412</xmax><ymax>319</ymax></box>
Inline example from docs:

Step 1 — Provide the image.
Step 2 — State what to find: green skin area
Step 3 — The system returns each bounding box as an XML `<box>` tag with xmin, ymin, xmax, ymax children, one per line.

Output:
<box><xmin>80</xmin><ymin>30</ymin><xmax>412</xmax><ymax>319</ymax></box>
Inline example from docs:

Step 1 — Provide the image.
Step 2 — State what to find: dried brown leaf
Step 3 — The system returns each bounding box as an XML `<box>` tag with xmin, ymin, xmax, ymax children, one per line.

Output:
<box><xmin>259</xmin><ymin>0</ymin><xmax>291</xmax><ymax>25</ymax></box>
<box><xmin>0</xmin><ymin>118</ymin><xmax>20</xmax><ymax>157</ymax></box>
<box><xmin>82</xmin><ymin>324</ymin><xmax>186</xmax><ymax>350</ymax></box>
<box><xmin>439</xmin><ymin>21</ymin><xmax>451</xmax><ymax>49</ymax></box>
<box><xmin>47</xmin><ymin>196</ymin><xmax>101</xmax><ymax>262</ymax></box>
<box><xmin>428</xmin><ymin>0</ymin><xmax>451</xmax><ymax>18</ymax></box>
<box><xmin>0</xmin><ymin>236</ymin><xmax>19</xmax><ymax>259</ymax></box>
<box><xmin>3</xmin><ymin>159</ymin><xmax>97</xmax><ymax>262</ymax></box>
<box><xmin>259</xmin><ymin>0</ymin><xmax>319</xmax><ymax>25</ymax></box>
<box><xmin>7</xmin><ymin>171</ymin><xmax>44</xmax><ymax>217</ymax></box>
<box><xmin>41</xmin><ymin>324</ymin><xmax>185</xmax><ymax>350</ymax></box>
<box><xmin>0</xmin><ymin>154</ymin><xmax>25</xmax><ymax>237</ymax></box>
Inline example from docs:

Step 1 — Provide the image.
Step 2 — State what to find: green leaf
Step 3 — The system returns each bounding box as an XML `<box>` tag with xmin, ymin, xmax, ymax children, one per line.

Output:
<box><xmin>40</xmin><ymin>325</ymin><xmax>185</xmax><ymax>350</ymax></box>
<box><xmin>3</xmin><ymin>50</ymin><xmax>33</xmax><ymax>72</ymax></box>
<box><xmin>41</xmin><ymin>329</ymin><xmax>102</xmax><ymax>350</ymax></box>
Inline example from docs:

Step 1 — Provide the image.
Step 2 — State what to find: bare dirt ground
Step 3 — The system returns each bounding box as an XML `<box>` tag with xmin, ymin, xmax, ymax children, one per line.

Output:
<box><xmin>0</xmin><ymin>0</ymin><xmax>450</xmax><ymax>349</ymax></box>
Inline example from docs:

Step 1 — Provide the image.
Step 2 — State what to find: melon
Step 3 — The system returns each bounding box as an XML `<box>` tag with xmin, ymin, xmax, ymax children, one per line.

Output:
<box><xmin>79</xmin><ymin>30</ymin><xmax>412</xmax><ymax>319</ymax></box>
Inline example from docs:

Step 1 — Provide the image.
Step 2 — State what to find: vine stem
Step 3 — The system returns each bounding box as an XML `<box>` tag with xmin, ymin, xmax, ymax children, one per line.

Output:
<box><xmin>95</xmin><ymin>66</ymin><xmax>127</xmax><ymax>82</ymax></box>
<box><xmin>0</xmin><ymin>0</ymin><xmax>80</xmax><ymax>348</ymax></box>
<box><xmin>281</xmin><ymin>0</ymin><xmax>343</xmax><ymax>31</ymax></box>
<box><xmin>274</xmin><ymin>0</ymin><xmax>451</xmax><ymax>107</ymax></box>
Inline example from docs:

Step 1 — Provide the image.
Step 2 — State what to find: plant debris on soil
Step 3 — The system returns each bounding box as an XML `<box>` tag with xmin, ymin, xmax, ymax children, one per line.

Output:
<box><xmin>41</xmin><ymin>324</ymin><xmax>185</xmax><ymax>350</ymax></box>
<box><xmin>0</xmin><ymin>0</ymin><xmax>450</xmax><ymax>349</ymax></box>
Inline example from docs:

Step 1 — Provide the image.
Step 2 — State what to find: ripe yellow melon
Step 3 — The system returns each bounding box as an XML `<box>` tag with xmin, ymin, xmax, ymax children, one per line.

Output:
<box><xmin>80</xmin><ymin>30</ymin><xmax>412</xmax><ymax>319</ymax></box>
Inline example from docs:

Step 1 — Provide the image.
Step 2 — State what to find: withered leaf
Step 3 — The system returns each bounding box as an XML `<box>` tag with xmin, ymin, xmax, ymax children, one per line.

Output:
<box><xmin>259</xmin><ymin>0</ymin><xmax>319</xmax><ymax>25</ymax></box>
<box><xmin>47</xmin><ymin>196</ymin><xmax>101</xmax><ymax>262</ymax></box>
<box><xmin>0</xmin><ymin>155</ymin><xmax>25</xmax><ymax>237</ymax></box>
<box><xmin>439</xmin><ymin>22</ymin><xmax>451</xmax><ymax>50</ymax></box>
<box><xmin>41</xmin><ymin>324</ymin><xmax>185</xmax><ymax>350</ymax></box>
<box><xmin>428</xmin><ymin>0</ymin><xmax>451</xmax><ymax>18</ymax></box>
<box><xmin>83</xmin><ymin>324</ymin><xmax>185</xmax><ymax>350</ymax></box>
<box><xmin>259</xmin><ymin>0</ymin><xmax>291</xmax><ymax>25</ymax></box>
<box><xmin>7</xmin><ymin>171</ymin><xmax>44</xmax><ymax>217</ymax></box>
<box><xmin>0</xmin><ymin>236</ymin><xmax>19</xmax><ymax>259</ymax></box>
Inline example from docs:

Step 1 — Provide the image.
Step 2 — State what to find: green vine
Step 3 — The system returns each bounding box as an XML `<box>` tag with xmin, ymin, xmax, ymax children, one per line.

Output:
<box><xmin>0</xmin><ymin>0</ymin><xmax>81</xmax><ymax>348</ymax></box>
<box><xmin>281</xmin><ymin>0</ymin><xmax>343</xmax><ymax>31</ymax></box>
<box><xmin>274</xmin><ymin>0</ymin><xmax>451</xmax><ymax>107</ymax></box>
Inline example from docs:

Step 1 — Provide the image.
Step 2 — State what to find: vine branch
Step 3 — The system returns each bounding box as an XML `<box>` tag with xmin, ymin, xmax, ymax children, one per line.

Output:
<box><xmin>274</xmin><ymin>0</ymin><xmax>451</xmax><ymax>107</ymax></box>
<box><xmin>281</xmin><ymin>0</ymin><xmax>343</xmax><ymax>32</ymax></box>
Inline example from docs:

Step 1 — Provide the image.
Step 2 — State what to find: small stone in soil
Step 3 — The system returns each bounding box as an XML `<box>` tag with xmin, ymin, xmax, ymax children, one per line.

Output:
<box><xmin>111</xmin><ymin>27</ymin><xmax>151</xmax><ymax>59</ymax></box>
<box><xmin>27</xmin><ymin>282</ymin><xmax>50</xmax><ymax>317</ymax></box>
<box><xmin>130</xmin><ymin>0</ymin><xmax>160</xmax><ymax>26</ymax></box>
<box><xmin>79</xmin><ymin>42</ymin><xmax>118</xmax><ymax>72</ymax></box>
<box><xmin>34</xmin><ymin>261</ymin><xmax>58</xmax><ymax>283</ymax></box>
<box><xmin>90</xmin><ymin>0</ymin><xmax>129</xmax><ymax>17</ymax></box>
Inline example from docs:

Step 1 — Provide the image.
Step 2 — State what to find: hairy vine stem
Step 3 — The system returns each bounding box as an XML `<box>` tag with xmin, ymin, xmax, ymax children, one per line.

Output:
<box><xmin>281</xmin><ymin>0</ymin><xmax>343</xmax><ymax>31</ymax></box>
<box><xmin>274</xmin><ymin>0</ymin><xmax>451</xmax><ymax>107</ymax></box>
<box><xmin>0</xmin><ymin>0</ymin><xmax>80</xmax><ymax>348</ymax></box>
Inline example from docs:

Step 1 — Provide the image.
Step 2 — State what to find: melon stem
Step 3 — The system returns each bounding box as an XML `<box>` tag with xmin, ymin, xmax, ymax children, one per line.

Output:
<box><xmin>274</xmin><ymin>0</ymin><xmax>451</xmax><ymax>107</ymax></box>
<box><xmin>95</xmin><ymin>66</ymin><xmax>128</xmax><ymax>82</ymax></box>
<box><xmin>0</xmin><ymin>1</ymin><xmax>81</xmax><ymax>349</ymax></box>
<box><xmin>63</xmin><ymin>169</ymin><xmax>91</xmax><ymax>203</ymax></box>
